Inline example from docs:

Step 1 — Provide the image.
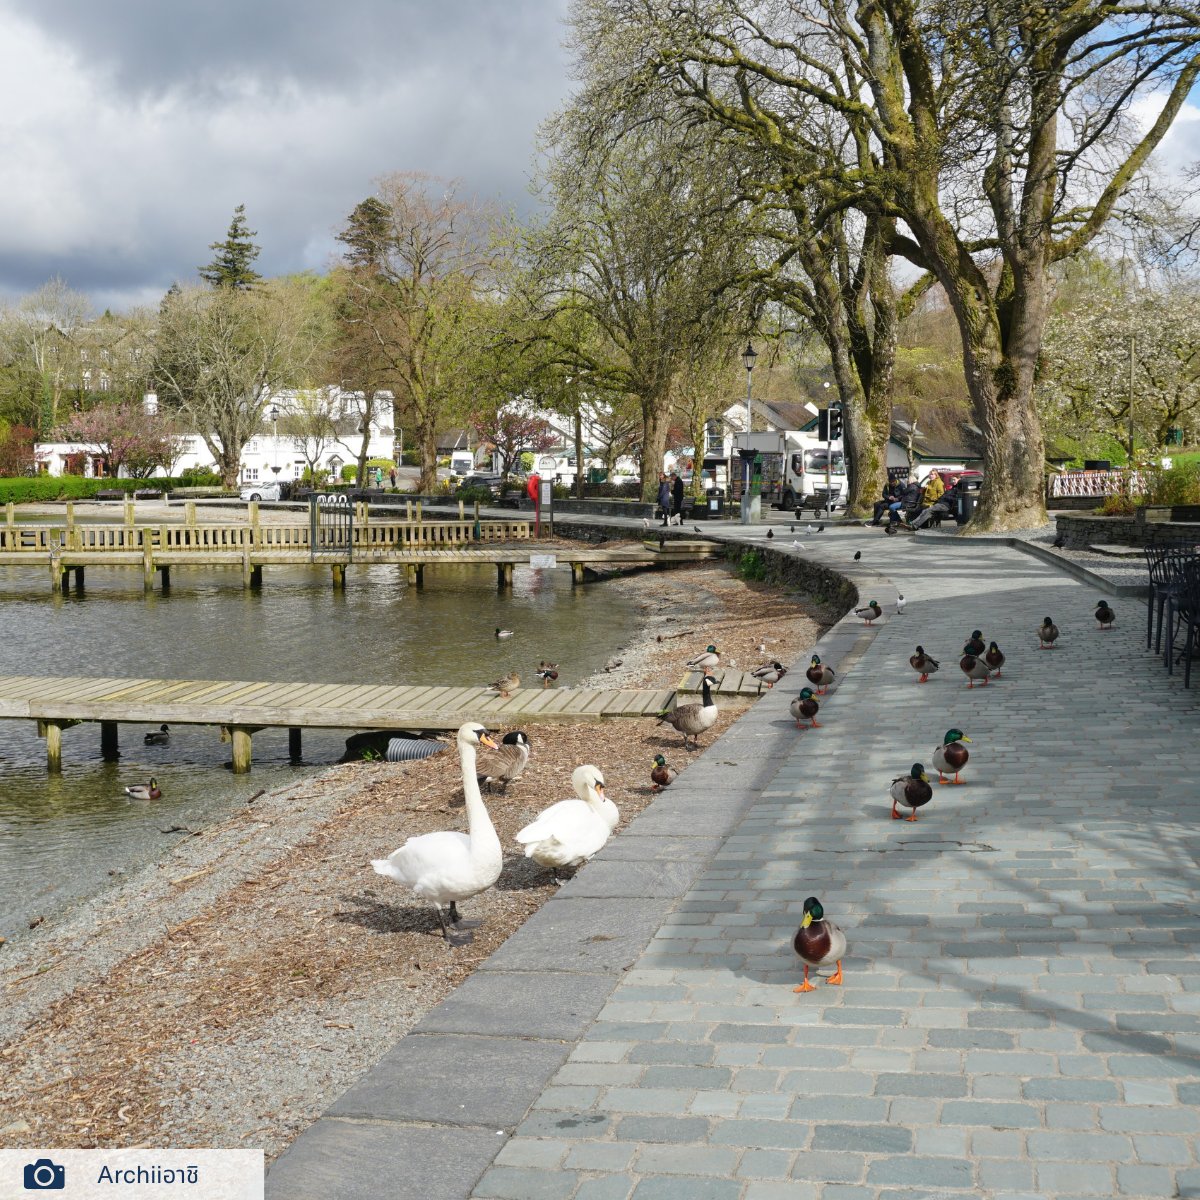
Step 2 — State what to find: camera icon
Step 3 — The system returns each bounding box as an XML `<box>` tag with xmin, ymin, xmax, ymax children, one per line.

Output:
<box><xmin>23</xmin><ymin>1158</ymin><xmax>65</xmax><ymax>1190</ymax></box>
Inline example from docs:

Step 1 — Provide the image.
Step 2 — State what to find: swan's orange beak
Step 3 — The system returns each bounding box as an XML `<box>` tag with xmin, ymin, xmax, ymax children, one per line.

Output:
<box><xmin>480</xmin><ymin>734</ymin><xmax>499</xmax><ymax>750</ymax></box>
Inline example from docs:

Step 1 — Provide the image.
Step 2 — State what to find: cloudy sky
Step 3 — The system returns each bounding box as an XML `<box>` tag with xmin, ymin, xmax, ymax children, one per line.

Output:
<box><xmin>0</xmin><ymin>0</ymin><xmax>573</xmax><ymax>311</ymax></box>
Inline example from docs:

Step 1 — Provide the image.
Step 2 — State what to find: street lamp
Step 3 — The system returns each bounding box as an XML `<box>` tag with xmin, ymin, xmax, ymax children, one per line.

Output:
<box><xmin>741</xmin><ymin>342</ymin><xmax>758</xmax><ymax>434</ymax></box>
<box><xmin>269</xmin><ymin>405</ymin><xmax>280</xmax><ymax>476</ymax></box>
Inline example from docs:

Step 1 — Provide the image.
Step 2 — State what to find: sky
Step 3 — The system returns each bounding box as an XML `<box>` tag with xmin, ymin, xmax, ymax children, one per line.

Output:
<box><xmin>0</xmin><ymin>0</ymin><xmax>574</xmax><ymax>312</ymax></box>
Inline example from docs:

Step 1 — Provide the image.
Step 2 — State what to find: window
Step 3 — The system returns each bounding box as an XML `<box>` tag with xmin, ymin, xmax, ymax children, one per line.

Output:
<box><xmin>805</xmin><ymin>449</ymin><xmax>845</xmax><ymax>475</ymax></box>
<box><xmin>244</xmin><ymin>467</ymin><xmax>259</xmax><ymax>482</ymax></box>
<box><xmin>704</xmin><ymin>419</ymin><xmax>724</xmax><ymax>455</ymax></box>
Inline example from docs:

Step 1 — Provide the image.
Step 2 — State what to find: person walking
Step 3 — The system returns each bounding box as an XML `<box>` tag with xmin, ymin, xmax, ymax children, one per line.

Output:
<box><xmin>657</xmin><ymin>473</ymin><xmax>672</xmax><ymax>526</ymax></box>
<box><xmin>389</xmin><ymin>467</ymin><xmax>397</xmax><ymax>489</ymax></box>
<box><xmin>671</xmin><ymin>471</ymin><xmax>685</xmax><ymax>523</ymax></box>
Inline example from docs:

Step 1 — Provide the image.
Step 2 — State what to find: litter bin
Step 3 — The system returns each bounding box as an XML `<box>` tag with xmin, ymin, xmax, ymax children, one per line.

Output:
<box><xmin>706</xmin><ymin>488</ymin><xmax>725</xmax><ymax>518</ymax></box>
<box><xmin>955</xmin><ymin>490</ymin><xmax>977</xmax><ymax>525</ymax></box>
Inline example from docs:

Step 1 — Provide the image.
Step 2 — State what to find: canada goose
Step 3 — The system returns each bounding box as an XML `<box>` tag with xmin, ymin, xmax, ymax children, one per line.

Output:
<box><xmin>371</xmin><ymin>723</ymin><xmax>502</xmax><ymax>945</ymax></box>
<box><xmin>475</xmin><ymin>730</ymin><xmax>532</xmax><ymax>792</ymax></box>
<box><xmin>656</xmin><ymin>672</ymin><xmax>718</xmax><ymax>750</ymax></box>
<box><xmin>144</xmin><ymin>724</ymin><xmax>170</xmax><ymax>745</ymax></box>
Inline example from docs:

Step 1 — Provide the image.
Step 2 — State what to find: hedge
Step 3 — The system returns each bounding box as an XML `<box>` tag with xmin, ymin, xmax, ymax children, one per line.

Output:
<box><xmin>0</xmin><ymin>476</ymin><xmax>199</xmax><ymax>504</ymax></box>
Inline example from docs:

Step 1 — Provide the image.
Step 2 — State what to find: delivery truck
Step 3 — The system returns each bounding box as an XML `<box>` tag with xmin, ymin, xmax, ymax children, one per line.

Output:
<box><xmin>731</xmin><ymin>430</ymin><xmax>847</xmax><ymax>513</ymax></box>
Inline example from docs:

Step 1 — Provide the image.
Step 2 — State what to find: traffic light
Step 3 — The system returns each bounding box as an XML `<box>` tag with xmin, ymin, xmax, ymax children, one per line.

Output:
<box><xmin>828</xmin><ymin>403</ymin><xmax>843</xmax><ymax>441</ymax></box>
<box><xmin>817</xmin><ymin>404</ymin><xmax>843</xmax><ymax>442</ymax></box>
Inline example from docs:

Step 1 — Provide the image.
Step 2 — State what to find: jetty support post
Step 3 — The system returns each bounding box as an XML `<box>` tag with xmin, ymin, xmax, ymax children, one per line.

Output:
<box><xmin>572</xmin><ymin>562</ymin><xmax>585</xmax><ymax>586</ymax></box>
<box><xmin>101</xmin><ymin>721</ymin><xmax>119</xmax><ymax>761</ymax></box>
<box><xmin>496</xmin><ymin>562</ymin><xmax>513</xmax><ymax>590</ymax></box>
<box><xmin>250</xmin><ymin>565</ymin><xmax>263</xmax><ymax>588</ymax></box>
<box><xmin>405</xmin><ymin>563</ymin><xmax>423</xmax><ymax>588</ymax></box>
<box><xmin>73</xmin><ymin>566</ymin><xmax>85</xmax><ymax>592</ymax></box>
<box><xmin>158</xmin><ymin>564</ymin><xmax>170</xmax><ymax>592</ymax></box>
<box><xmin>289</xmin><ymin>727</ymin><xmax>302</xmax><ymax>762</ymax></box>
<box><xmin>43</xmin><ymin>719</ymin><xmax>69</xmax><ymax>772</ymax></box>
<box><xmin>185</xmin><ymin>500</ymin><xmax>197</xmax><ymax>529</ymax></box>
<box><xmin>222</xmin><ymin>725</ymin><xmax>254</xmax><ymax>774</ymax></box>
<box><xmin>124</xmin><ymin>498</ymin><xmax>135</xmax><ymax>528</ymax></box>
<box><xmin>331</xmin><ymin>563</ymin><xmax>346</xmax><ymax>589</ymax></box>
<box><xmin>50</xmin><ymin>562</ymin><xmax>67</xmax><ymax>594</ymax></box>
<box><xmin>241</xmin><ymin>547</ymin><xmax>253</xmax><ymax>589</ymax></box>
<box><xmin>142</xmin><ymin>543</ymin><xmax>156</xmax><ymax>593</ymax></box>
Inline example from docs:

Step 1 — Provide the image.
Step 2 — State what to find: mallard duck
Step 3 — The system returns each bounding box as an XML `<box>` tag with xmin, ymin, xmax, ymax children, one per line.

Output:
<box><xmin>790</xmin><ymin>687</ymin><xmax>820</xmax><ymax>729</ymax></box>
<box><xmin>793</xmin><ymin>896</ymin><xmax>847</xmax><ymax>993</ymax></box>
<box><xmin>371</xmin><ymin>723</ymin><xmax>502</xmax><ymax>945</ymax></box>
<box><xmin>805</xmin><ymin>654</ymin><xmax>835</xmax><ymax>695</ymax></box>
<box><xmin>656</xmin><ymin>671</ymin><xmax>718</xmax><ymax>750</ymax></box>
<box><xmin>1038</xmin><ymin>617</ymin><xmax>1060</xmax><ymax>649</ymax></box>
<box><xmin>984</xmin><ymin>641</ymin><xmax>1005</xmax><ymax>677</ymax></box>
<box><xmin>1096</xmin><ymin>600</ymin><xmax>1115</xmax><ymax>630</ymax></box>
<box><xmin>123</xmin><ymin>777</ymin><xmax>161</xmax><ymax>801</ymax></box>
<box><xmin>855</xmin><ymin>600</ymin><xmax>883</xmax><ymax>624</ymax></box>
<box><xmin>535</xmin><ymin>661</ymin><xmax>559</xmax><ymax>687</ymax></box>
<box><xmin>495</xmin><ymin>628</ymin><xmax>515</xmax><ymax>639</ymax></box>
<box><xmin>487</xmin><ymin>671</ymin><xmax>520</xmax><ymax>698</ymax></box>
<box><xmin>909</xmin><ymin>646</ymin><xmax>939</xmax><ymax>683</ymax></box>
<box><xmin>751</xmin><ymin>660</ymin><xmax>787</xmax><ymax>688</ymax></box>
<box><xmin>686</xmin><ymin>644</ymin><xmax>721</xmax><ymax>670</ymax></box>
<box><xmin>144</xmin><ymin>723</ymin><xmax>170</xmax><ymax>746</ymax></box>
<box><xmin>932</xmin><ymin>729</ymin><xmax>971</xmax><ymax>784</ymax></box>
<box><xmin>651</xmin><ymin>754</ymin><xmax>677</xmax><ymax>790</ymax></box>
<box><xmin>964</xmin><ymin>630</ymin><xmax>986</xmax><ymax>657</ymax></box>
<box><xmin>475</xmin><ymin>730</ymin><xmax>532</xmax><ymax>792</ymax></box>
<box><xmin>515</xmin><ymin>765</ymin><xmax>615</xmax><ymax>881</ymax></box>
<box><xmin>890</xmin><ymin>763</ymin><xmax>932</xmax><ymax>821</ymax></box>
<box><xmin>959</xmin><ymin>648</ymin><xmax>990</xmax><ymax>687</ymax></box>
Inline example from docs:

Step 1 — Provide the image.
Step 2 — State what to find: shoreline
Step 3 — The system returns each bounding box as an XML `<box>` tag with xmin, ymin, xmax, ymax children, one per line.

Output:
<box><xmin>0</xmin><ymin>559</ymin><xmax>836</xmax><ymax>1155</ymax></box>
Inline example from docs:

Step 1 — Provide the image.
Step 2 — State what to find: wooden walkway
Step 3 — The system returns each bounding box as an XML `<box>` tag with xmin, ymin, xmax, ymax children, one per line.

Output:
<box><xmin>676</xmin><ymin>669</ymin><xmax>785</xmax><ymax>697</ymax></box>
<box><xmin>0</xmin><ymin>674</ymin><xmax>677</xmax><ymax>773</ymax></box>
<box><xmin>0</xmin><ymin>516</ymin><xmax>718</xmax><ymax>592</ymax></box>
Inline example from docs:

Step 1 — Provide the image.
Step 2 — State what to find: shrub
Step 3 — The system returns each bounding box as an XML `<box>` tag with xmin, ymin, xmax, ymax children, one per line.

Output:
<box><xmin>736</xmin><ymin>548</ymin><xmax>768</xmax><ymax>581</ymax></box>
<box><xmin>1143</xmin><ymin>461</ymin><xmax>1200</xmax><ymax>507</ymax></box>
<box><xmin>180</xmin><ymin>466</ymin><xmax>222</xmax><ymax>487</ymax></box>
<box><xmin>1097</xmin><ymin>494</ymin><xmax>1137</xmax><ymax>516</ymax></box>
<box><xmin>400</xmin><ymin>449</ymin><xmax>421</xmax><ymax>467</ymax></box>
<box><xmin>455</xmin><ymin>486</ymin><xmax>494</xmax><ymax>506</ymax></box>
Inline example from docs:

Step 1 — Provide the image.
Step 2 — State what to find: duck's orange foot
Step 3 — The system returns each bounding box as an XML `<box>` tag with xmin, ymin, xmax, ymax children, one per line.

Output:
<box><xmin>810</xmin><ymin>720</ymin><xmax>821</xmax><ymax>728</ymax></box>
<box><xmin>906</xmin><ymin>813</ymin><xmax>919</xmax><ymax>821</ymax></box>
<box><xmin>826</xmin><ymin>962</ymin><xmax>844</xmax><ymax>986</ymax></box>
<box><xmin>891</xmin><ymin>808</ymin><xmax>903</xmax><ymax>820</ymax></box>
<box><xmin>793</xmin><ymin>980</ymin><xmax>817</xmax><ymax>993</ymax></box>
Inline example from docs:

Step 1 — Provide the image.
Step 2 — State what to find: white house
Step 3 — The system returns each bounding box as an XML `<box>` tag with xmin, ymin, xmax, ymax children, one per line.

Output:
<box><xmin>35</xmin><ymin>389</ymin><xmax>397</xmax><ymax>482</ymax></box>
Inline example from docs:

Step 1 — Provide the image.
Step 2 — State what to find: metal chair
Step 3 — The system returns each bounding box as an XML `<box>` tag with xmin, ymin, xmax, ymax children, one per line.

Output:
<box><xmin>1148</xmin><ymin>544</ymin><xmax>1197</xmax><ymax>657</ymax></box>
<box><xmin>1162</xmin><ymin>555</ymin><xmax>1200</xmax><ymax>678</ymax></box>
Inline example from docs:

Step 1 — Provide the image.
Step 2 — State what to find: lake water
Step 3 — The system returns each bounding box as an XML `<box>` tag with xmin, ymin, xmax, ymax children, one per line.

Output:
<box><xmin>0</xmin><ymin>559</ymin><xmax>640</xmax><ymax>940</ymax></box>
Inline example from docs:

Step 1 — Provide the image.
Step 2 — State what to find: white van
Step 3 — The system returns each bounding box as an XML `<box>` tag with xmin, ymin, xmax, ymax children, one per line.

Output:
<box><xmin>450</xmin><ymin>451</ymin><xmax>475</xmax><ymax>476</ymax></box>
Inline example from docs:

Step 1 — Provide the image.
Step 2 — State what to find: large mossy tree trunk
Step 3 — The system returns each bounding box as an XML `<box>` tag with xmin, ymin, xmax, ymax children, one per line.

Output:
<box><xmin>639</xmin><ymin>395</ymin><xmax>671</xmax><ymax>502</ymax></box>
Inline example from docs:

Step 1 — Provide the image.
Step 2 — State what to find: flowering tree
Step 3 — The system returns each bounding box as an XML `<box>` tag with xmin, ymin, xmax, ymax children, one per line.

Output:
<box><xmin>471</xmin><ymin>406</ymin><xmax>557</xmax><ymax>482</ymax></box>
<box><xmin>60</xmin><ymin>402</ymin><xmax>185</xmax><ymax>478</ymax></box>
<box><xmin>0</xmin><ymin>424</ymin><xmax>35</xmax><ymax>476</ymax></box>
<box><xmin>1039</xmin><ymin>278</ymin><xmax>1200</xmax><ymax>460</ymax></box>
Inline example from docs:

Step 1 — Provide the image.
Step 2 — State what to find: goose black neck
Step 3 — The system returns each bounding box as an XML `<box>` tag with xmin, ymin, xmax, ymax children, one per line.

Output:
<box><xmin>701</xmin><ymin>675</ymin><xmax>714</xmax><ymax>705</ymax></box>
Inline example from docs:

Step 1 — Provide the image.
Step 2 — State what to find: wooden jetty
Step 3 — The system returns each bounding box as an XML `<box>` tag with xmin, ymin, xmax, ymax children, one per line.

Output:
<box><xmin>0</xmin><ymin>500</ymin><xmax>718</xmax><ymax>593</ymax></box>
<box><xmin>0</xmin><ymin>674</ymin><xmax>678</xmax><ymax>773</ymax></box>
<box><xmin>676</xmin><ymin>669</ymin><xmax>782</xmax><ymax>697</ymax></box>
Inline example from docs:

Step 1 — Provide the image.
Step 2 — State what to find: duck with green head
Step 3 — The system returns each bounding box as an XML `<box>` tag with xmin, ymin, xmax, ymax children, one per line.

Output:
<box><xmin>932</xmin><ymin>730</ymin><xmax>970</xmax><ymax>784</ymax></box>
<box><xmin>805</xmin><ymin>655</ymin><xmax>834</xmax><ymax>694</ymax></box>
<box><xmin>890</xmin><ymin>763</ymin><xmax>932</xmax><ymax>821</ymax></box>
<box><xmin>854</xmin><ymin>600</ymin><xmax>882</xmax><ymax>625</ymax></box>
<box><xmin>650</xmin><ymin>754</ymin><xmax>677</xmax><ymax>791</ymax></box>
<box><xmin>964</xmin><ymin>631</ymin><xmax>986</xmax><ymax>657</ymax></box>
<box><xmin>686</xmin><ymin>644</ymin><xmax>721</xmax><ymax>670</ymax></box>
<box><xmin>790</xmin><ymin>687</ymin><xmax>820</xmax><ymax>729</ymax></box>
<box><xmin>793</xmin><ymin>896</ymin><xmax>847</xmax><ymax>993</ymax></box>
<box><xmin>909</xmin><ymin>646</ymin><xmax>939</xmax><ymax>683</ymax></box>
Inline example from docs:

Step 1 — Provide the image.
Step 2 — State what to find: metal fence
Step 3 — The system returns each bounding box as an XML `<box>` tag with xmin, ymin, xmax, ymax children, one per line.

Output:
<box><xmin>1047</xmin><ymin>470</ymin><xmax>1146</xmax><ymax>498</ymax></box>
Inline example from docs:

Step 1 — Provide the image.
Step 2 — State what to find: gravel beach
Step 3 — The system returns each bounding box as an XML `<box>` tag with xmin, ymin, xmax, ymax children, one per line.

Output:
<box><xmin>0</xmin><ymin>556</ymin><xmax>836</xmax><ymax>1158</ymax></box>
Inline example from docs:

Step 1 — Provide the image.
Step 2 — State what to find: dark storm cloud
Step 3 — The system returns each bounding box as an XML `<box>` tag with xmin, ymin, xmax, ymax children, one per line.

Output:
<box><xmin>0</xmin><ymin>0</ymin><xmax>573</xmax><ymax>309</ymax></box>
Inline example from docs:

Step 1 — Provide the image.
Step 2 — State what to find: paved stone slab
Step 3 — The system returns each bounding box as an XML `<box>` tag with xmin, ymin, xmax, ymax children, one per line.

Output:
<box><xmin>327</xmin><ymin>1032</ymin><xmax>572</xmax><ymax>1127</ymax></box>
<box><xmin>266</xmin><ymin>1120</ymin><xmax>503</xmax><ymax>1200</ymax></box>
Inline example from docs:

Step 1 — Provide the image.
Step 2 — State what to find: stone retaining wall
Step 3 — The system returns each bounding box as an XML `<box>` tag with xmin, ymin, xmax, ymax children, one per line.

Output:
<box><xmin>1055</xmin><ymin>512</ymin><xmax>1200</xmax><ymax>549</ymax></box>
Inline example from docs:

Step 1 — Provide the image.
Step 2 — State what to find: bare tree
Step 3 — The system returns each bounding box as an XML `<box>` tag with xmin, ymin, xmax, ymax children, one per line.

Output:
<box><xmin>577</xmin><ymin>0</ymin><xmax>1200</xmax><ymax>529</ymax></box>
<box><xmin>333</xmin><ymin>175</ymin><xmax>497</xmax><ymax>492</ymax></box>
<box><xmin>153</xmin><ymin>280</ymin><xmax>322</xmax><ymax>487</ymax></box>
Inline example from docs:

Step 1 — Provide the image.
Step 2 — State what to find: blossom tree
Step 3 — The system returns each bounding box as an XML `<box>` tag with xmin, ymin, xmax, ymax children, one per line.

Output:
<box><xmin>60</xmin><ymin>401</ymin><xmax>185</xmax><ymax>478</ymax></box>
<box><xmin>471</xmin><ymin>405</ymin><xmax>557</xmax><ymax>483</ymax></box>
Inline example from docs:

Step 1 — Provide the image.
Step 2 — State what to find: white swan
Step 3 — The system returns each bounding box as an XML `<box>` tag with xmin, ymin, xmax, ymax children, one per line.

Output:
<box><xmin>371</xmin><ymin>722</ymin><xmax>502</xmax><ymax>945</ymax></box>
<box><xmin>515</xmin><ymin>765</ymin><xmax>616</xmax><ymax>881</ymax></box>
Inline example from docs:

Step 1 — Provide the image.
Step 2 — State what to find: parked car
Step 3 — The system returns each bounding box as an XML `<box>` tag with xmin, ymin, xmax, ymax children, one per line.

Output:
<box><xmin>457</xmin><ymin>473</ymin><xmax>504</xmax><ymax>497</ymax></box>
<box><xmin>240</xmin><ymin>480</ymin><xmax>283</xmax><ymax>502</ymax></box>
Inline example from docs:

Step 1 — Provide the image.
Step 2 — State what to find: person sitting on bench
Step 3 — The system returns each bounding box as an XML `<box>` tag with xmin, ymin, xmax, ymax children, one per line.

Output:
<box><xmin>889</xmin><ymin>478</ymin><xmax>924</xmax><ymax>526</ymax></box>
<box><xmin>910</xmin><ymin>474</ymin><xmax>962</xmax><ymax>529</ymax></box>
<box><xmin>869</xmin><ymin>479</ymin><xmax>902</xmax><ymax>526</ymax></box>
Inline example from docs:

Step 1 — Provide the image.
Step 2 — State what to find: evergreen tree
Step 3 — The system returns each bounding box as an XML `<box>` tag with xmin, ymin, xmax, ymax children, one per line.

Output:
<box><xmin>336</xmin><ymin>197</ymin><xmax>390</xmax><ymax>271</ymax></box>
<box><xmin>199</xmin><ymin>204</ymin><xmax>262</xmax><ymax>290</ymax></box>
